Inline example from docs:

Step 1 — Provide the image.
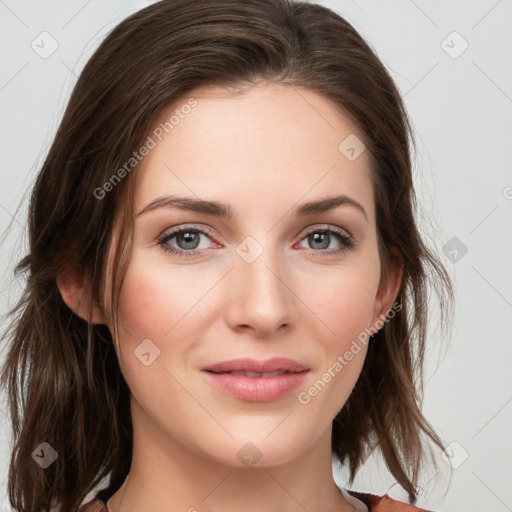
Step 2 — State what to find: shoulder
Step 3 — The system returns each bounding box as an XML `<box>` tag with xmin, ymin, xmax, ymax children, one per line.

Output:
<box><xmin>347</xmin><ymin>490</ymin><xmax>433</xmax><ymax>511</ymax></box>
<box><xmin>78</xmin><ymin>497</ymin><xmax>108</xmax><ymax>512</ymax></box>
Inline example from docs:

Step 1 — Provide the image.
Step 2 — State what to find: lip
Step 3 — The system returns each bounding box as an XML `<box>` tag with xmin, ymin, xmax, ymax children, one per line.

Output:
<box><xmin>202</xmin><ymin>357</ymin><xmax>309</xmax><ymax>374</ymax></box>
<box><xmin>201</xmin><ymin>357</ymin><xmax>310</xmax><ymax>402</ymax></box>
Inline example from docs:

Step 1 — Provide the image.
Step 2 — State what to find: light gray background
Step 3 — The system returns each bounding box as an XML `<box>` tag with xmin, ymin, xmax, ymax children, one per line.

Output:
<box><xmin>1</xmin><ymin>1</ymin><xmax>511</xmax><ymax>511</ymax></box>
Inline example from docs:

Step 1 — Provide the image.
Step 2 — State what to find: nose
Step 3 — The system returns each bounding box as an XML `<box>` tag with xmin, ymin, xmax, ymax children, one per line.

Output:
<box><xmin>224</xmin><ymin>242</ymin><xmax>297</xmax><ymax>338</ymax></box>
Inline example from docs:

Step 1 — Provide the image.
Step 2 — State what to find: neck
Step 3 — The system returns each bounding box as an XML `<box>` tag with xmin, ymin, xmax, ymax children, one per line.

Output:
<box><xmin>107</xmin><ymin>398</ymin><xmax>354</xmax><ymax>512</ymax></box>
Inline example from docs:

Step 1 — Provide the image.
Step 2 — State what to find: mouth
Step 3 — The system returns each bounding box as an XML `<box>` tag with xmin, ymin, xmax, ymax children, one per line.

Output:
<box><xmin>201</xmin><ymin>357</ymin><xmax>310</xmax><ymax>374</ymax></box>
<box><xmin>207</xmin><ymin>370</ymin><xmax>298</xmax><ymax>378</ymax></box>
<box><xmin>201</xmin><ymin>358</ymin><xmax>310</xmax><ymax>402</ymax></box>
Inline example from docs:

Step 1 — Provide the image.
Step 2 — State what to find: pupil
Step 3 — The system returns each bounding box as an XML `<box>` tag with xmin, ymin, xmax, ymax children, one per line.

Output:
<box><xmin>180</xmin><ymin>231</ymin><xmax>199</xmax><ymax>249</ymax></box>
<box><xmin>310</xmin><ymin>232</ymin><xmax>329</xmax><ymax>250</ymax></box>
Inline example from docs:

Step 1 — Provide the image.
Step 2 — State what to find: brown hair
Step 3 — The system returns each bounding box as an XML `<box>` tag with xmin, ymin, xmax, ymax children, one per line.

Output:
<box><xmin>0</xmin><ymin>0</ymin><xmax>453</xmax><ymax>510</ymax></box>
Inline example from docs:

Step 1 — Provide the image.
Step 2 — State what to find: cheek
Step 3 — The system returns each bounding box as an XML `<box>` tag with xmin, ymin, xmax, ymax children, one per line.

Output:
<box><xmin>113</xmin><ymin>251</ymin><xmax>220</xmax><ymax>380</ymax></box>
<box><xmin>116</xmin><ymin>269</ymin><xmax>169</xmax><ymax>338</ymax></box>
<box><xmin>317</xmin><ymin>273</ymin><xmax>375</xmax><ymax>374</ymax></box>
<box><xmin>116</xmin><ymin>251</ymin><xmax>205</xmax><ymax>339</ymax></box>
<box><xmin>303</xmin><ymin>253</ymin><xmax>381</xmax><ymax>347</ymax></box>
<box><xmin>295</xmin><ymin>253</ymin><xmax>380</xmax><ymax>412</ymax></box>
<box><xmin>113</xmin><ymin>255</ymin><xmax>200</xmax><ymax>404</ymax></box>
<box><xmin>112</xmin><ymin>256</ymin><xmax>181</xmax><ymax>386</ymax></box>
<box><xmin>325</xmin><ymin>276</ymin><xmax>377</xmax><ymax>329</ymax></box>
<box><xmin>298</xmin><ymin>278</ymin><xmax>374</xmax><ymax>422</ymax></box>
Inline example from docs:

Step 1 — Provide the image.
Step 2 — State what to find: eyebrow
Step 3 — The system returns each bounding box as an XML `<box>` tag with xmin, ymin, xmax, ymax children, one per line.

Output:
<box><xmin>136</xmin><ymin>194</ymin><xmax>368</xmax><ymax>221</ymax></box>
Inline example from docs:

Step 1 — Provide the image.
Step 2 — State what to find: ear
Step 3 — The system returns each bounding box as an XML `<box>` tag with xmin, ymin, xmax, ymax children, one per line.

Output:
<box><xmin>372</xmin><ymin>248</ymin><xmax>404</xmax><ymax>325</ymax></box>
<box><xmin>56</xmin><ymin>265</ymin><xmax>106</xmax><ymax>324</ymax></box>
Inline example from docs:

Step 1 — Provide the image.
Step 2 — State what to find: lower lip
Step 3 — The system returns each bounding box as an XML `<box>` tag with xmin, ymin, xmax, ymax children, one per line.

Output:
<box><xmin>202</xmin><ymin>371</ymin><xmax>309</xmax><ymax>402</ymax></box>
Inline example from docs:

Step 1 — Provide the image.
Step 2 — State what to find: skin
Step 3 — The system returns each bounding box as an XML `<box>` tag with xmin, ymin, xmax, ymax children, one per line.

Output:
<box><xmin>59</xmin><ymin>82</ymin><xmax>402</xmax><ymax>511</ymax></box>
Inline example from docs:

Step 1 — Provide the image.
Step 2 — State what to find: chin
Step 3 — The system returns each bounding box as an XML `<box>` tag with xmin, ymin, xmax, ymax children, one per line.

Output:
<box><xmin>199</xmin><ymin>427</ymin><xmax>318</xmax><ymax>469</ymax></box>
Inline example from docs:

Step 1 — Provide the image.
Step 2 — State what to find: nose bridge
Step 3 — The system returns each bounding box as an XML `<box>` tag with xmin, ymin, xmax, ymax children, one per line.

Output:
<box><xmin>226</xmin><ymin>234</ymin><xmax>295</xmax><ymax>335</ymax></box>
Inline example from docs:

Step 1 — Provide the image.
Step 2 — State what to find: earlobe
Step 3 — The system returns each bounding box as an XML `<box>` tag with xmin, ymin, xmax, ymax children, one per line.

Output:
<box><xmin>56</xmin><ymin>266</ymin><xmax>106</xmax><ymax>324</ymax></box>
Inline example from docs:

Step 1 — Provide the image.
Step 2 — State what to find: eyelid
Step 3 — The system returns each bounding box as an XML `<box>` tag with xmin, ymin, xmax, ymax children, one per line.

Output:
<box><xmin>296</xmin><ymin>222</ymin><xmax>353</xmax><ymax>240</ymax></box>
<box><xmin>158</xmin><ymin>223</ymin><xmax>218</xmax><ymax>242</ymax></box>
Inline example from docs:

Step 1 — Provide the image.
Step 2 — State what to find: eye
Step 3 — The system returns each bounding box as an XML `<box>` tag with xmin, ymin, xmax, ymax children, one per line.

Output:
<box><xmin>296</xmin><ymin>226</ymin><xmax>354</xmax><ymax>256</ymax></box>
<box><xmin>157</xmin><ymin>224</ymin><xmax>355</xmax><ymax>260</ymax></box>
<box><xmin>157</xmin><ymin>225</ymin><xmax>218</xmax><ymax>259</ymax></box>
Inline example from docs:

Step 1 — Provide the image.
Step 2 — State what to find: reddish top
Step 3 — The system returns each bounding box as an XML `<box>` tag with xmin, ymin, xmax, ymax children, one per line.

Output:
<box><xmin>78</xmin><ymin>490</ymin><xmax>431</xmax><ymax>511</ymax></box>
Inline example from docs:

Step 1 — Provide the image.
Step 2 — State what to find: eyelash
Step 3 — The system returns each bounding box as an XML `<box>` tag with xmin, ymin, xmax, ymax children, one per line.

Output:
<box><xmin>157</xmin><ymin>224</ymin><xmax>355</xmax><ymax>259</ymax></box>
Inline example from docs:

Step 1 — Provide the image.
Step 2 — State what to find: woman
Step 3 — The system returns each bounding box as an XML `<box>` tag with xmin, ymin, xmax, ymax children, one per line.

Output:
<box><xmin>0</xmin><ymin>0</ymin><xmax>453</xmax><ymax>511</ymax></box>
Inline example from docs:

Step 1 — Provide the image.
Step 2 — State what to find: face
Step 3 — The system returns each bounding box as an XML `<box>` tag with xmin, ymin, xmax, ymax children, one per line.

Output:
<box><xmin>111</xmin><ymin>83</ymin><xmax>392</xmax><ymax>468</ymax></box>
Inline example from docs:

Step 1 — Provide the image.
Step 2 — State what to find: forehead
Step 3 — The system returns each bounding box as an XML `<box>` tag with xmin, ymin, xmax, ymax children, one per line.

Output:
<box><xmin>134</xmin><ymin>82</ymin><xmax>375</xmax><ymax>222</ymax></box>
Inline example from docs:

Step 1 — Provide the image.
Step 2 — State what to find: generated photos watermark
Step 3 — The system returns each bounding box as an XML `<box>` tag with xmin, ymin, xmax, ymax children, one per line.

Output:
<box><xmin>297</xmin><ymin>301</ymin><xmax>402</xmax><ymax>405</ymax></box>
<box><xmin>93</xmin><ymin>97</ymin><xmax>198</xmax><ymax>200</ymax></box>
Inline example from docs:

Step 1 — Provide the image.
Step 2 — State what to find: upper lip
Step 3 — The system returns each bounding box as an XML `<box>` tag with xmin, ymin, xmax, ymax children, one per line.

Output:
<box><xmin>202</xmin><ymin>357</ymin><xmax>310</xmax><ymax>373</ymax></box>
